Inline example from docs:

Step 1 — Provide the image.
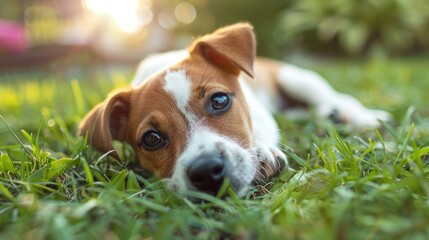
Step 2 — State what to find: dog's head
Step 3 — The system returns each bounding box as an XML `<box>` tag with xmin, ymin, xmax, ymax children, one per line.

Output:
<box><xmin>79</xmin><ymin>23</ymin><xmax>279</xmax><ymax>196</ymax></box>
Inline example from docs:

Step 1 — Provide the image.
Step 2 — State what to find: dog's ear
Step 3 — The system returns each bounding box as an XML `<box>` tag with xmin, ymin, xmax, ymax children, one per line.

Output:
<box><xmin>78</xmin><ymin>89</ymin><xmax>132</xmax><ymax>158</ymax></box>
<box><xmin>189</xmin><ymin>23</ymin><xmax>256</xmax><ymax>78</ymax></box>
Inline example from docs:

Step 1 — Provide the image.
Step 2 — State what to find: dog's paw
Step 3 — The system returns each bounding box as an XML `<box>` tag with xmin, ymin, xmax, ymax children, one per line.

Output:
<box><xmin>317</xmin><ymin>94</ymin><xmax>392</xmax><ymax>128</ymax></box>
<box><xmin>253</xmin><ymin>146</ymin><xmax>288</xmax><ymax>181</ymax></box>
<box><xmin>327</xmin><ymin>107</ymin><xmax>392</xmax><ymax>128</ymax></box>
<box><xmin>368</xmin><ymin>109</ymin><xmax>392</xmax><ymax>123</ymax></box>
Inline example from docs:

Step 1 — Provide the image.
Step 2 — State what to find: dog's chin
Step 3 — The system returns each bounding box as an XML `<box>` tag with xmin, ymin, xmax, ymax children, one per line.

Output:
<box><xmin>163</xmin><ymin>171</ymin><xmax>255</xmax><ymax>199</ymax></box>
<box><xmin>163</xmin><ymin>176</ymin><xmax>253</xmax><ymax>200</ymax></box>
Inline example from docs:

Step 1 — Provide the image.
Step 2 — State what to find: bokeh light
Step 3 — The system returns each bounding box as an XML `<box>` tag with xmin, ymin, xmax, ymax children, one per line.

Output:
<box><xmin>158</xmin><ymin>9</ymin><xmax>177</xmax><ymax>30</ymax></box>
<box><xmin>175</xmin><ymin>2</ymin><xmax>196</xmax><ymax>24</ymax></box>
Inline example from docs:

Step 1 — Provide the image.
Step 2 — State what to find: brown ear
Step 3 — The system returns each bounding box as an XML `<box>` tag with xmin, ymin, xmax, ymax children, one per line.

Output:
<box><xmin>189</xmin><ymin>23</ymin><xmax>256</xmax><ymax>78</ymax></box>
<box><xmin>78</xmin><ymin>89</ymin><xmax>131</xmax><ymax>158</ymax></box>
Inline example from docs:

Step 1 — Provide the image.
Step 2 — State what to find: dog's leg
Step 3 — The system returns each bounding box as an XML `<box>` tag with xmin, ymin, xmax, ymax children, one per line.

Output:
<box><xmin>276</xmin><ymin>64</ymin><xmax>391</xmax><ymax>128</ymax></box>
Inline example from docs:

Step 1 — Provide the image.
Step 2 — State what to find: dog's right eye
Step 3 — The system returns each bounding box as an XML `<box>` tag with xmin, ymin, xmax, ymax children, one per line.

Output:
<box><xmin>208</xmin><ymin>92</ymin><xmax>232</xmax><ymax>115</ymax></box>
<box><xmin>140</xmin><ymin>130</ymin><xmax>168</xmax><ymax>151</ymax></box>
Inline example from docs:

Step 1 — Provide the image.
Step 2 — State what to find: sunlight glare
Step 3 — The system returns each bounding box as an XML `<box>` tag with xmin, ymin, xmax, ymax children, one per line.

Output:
<box><xmin>83</xmin><ymin>0</ymin><xmax>152</xmax><ymax>33</ymax></box>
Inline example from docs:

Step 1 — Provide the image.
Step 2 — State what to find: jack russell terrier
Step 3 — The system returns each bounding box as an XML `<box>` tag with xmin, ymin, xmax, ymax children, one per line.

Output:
<box><xmin>79</xmin><ymin>23</ymin><xmax>390</xmax><ymax>197</ymax></box>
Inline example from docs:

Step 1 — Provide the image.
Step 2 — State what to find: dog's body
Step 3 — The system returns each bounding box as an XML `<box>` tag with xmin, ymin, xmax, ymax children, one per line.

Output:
<box><xmin>79</xmin><ymin>23</ymin><xmax>390</xmax><ymax>197</ymax></box>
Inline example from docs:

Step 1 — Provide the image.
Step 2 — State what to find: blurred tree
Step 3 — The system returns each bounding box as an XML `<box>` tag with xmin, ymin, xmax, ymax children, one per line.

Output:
<box><xmin>162</xmin><ymin>0</ymin><xmax>292</xmax><ymax>58</ymax></box>
<box><xmin>0</xmin><ymin>0</ymin><xmax>23</xmax><ymax>20</ymax></box>
<box><xmin>277</xmin><ymin>0</ymin><xmax>429</xmax><ymax>56</ymax></box>
<box><xmin>160</xmin><ymin>0</ymin><xmax>429</xmax><ymax>57</ymax></box>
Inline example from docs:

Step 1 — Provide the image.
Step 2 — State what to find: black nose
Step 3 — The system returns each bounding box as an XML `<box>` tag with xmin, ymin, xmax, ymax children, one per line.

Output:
<box><xmin>187</xmin><ymin>154</ymin><xmax>226</xmax><ymax>194</ymax></box>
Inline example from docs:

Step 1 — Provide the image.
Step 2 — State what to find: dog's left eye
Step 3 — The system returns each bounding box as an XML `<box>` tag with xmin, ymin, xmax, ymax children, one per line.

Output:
<box><xmin>140</xmin><ymin>130</ymin><xmax>168</xmax><ymax>151</ymax></box>
<box><xmin>210</xmin><ymin>92</ymin><xmax>231</xmax><ymax>112</ymax></box>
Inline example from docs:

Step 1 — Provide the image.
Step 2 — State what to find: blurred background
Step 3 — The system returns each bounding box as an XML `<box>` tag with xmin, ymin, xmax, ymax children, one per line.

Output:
<box><xmin>1</xmin><ymin>0</ymin><xmax>429</xmax><ymax>69</ymax></box>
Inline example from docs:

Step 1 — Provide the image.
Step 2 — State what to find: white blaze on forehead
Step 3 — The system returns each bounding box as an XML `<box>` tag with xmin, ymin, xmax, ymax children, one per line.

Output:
<box><xmin>164</xmin><ymin>69</ymin><xmax>191</xmax><ymax>107</ymax></box>
<box><xmin>163</xmin><ymin>69</ymin><xmax>196</xmax><ymax>123</ymax></box>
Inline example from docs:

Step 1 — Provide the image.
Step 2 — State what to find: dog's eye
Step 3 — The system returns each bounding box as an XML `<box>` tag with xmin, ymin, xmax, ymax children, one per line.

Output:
<box><xmin>210</xmin><ymin>92</ymin><xmax>231</xmax><ymax>112</ymax></box>
<box><xmin>140</xmin><ymin>130</ymin><xmax>167</xmax><ymax>151</ymax></box>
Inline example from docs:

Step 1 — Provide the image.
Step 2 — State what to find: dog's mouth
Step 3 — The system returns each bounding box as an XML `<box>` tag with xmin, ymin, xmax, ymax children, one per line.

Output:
<box><xmin>191</xmin><ymin>178</ymin><xmax>237</xmax><ymax>197</ymax></box>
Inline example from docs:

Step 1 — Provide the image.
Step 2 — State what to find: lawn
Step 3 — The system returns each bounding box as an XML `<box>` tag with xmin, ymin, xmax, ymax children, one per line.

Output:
<box><xmin>0</xmin><ymin>57</ymin><xmax>428</xmax><ymax>239</ymax></box>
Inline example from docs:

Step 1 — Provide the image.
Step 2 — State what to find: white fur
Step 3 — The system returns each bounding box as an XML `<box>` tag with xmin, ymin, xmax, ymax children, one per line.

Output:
<box><xmin>239</xmin><ymin>77</ymin><xmax>279</xmax><ymax>148</ymax></box>
<box><xmin>132</xmin><ymin>50</ymin><xmax>189</xmax><ymax>88</ymax></box>
<box><xmin>277</xmin><ymin>64</ymin><xmax>337</xmax><ymax>105</ymax></box>
<box><xmin>239</xmin><ymin>77</ymin><xmax>288</xmax><ymax>176</ymax></box>
<box><xmin>163</xmin><ymin>69</ymin><xmax>197</xmax><ymax>124</ymax></box>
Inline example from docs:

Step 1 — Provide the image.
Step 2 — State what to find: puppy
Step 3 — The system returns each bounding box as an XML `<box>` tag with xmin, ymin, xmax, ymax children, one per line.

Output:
<box><xmin>79</xmin><ymin>23</ymin><xmax>390</xmax><ymax>197</ymax></box>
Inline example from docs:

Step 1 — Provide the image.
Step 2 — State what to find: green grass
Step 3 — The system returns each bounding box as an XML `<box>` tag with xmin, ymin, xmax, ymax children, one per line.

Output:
<box><xmin>0</xmin><ymin>57</ymin><xmax>429</xmax><ymax>239</ymax></box>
